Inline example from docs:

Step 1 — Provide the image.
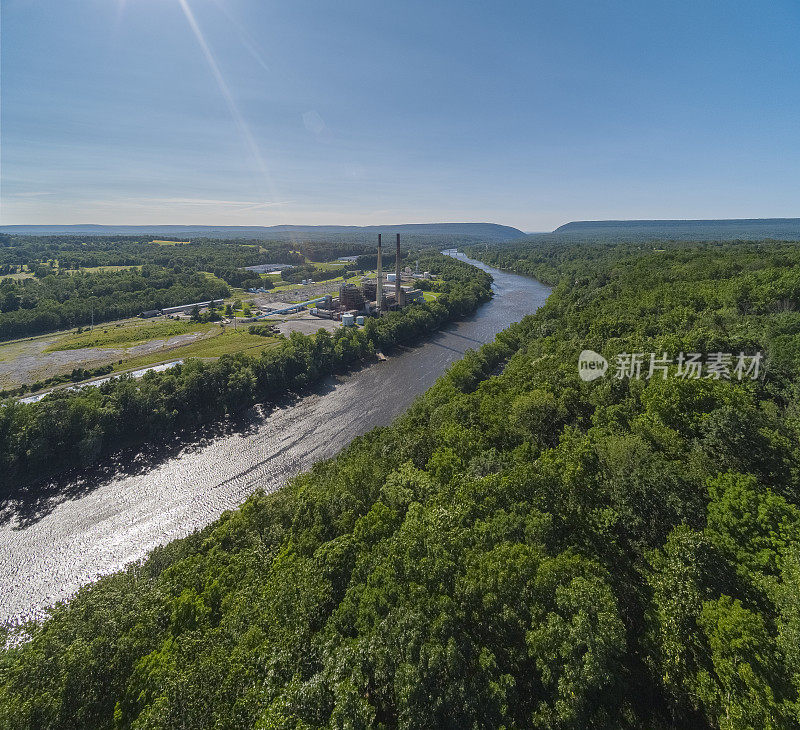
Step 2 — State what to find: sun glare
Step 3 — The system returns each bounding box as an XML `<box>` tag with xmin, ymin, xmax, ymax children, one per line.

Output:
<box><xmin>174</xmin><ymin>0</ymin><xmax>276</xmax><ymax>201</ymax></box>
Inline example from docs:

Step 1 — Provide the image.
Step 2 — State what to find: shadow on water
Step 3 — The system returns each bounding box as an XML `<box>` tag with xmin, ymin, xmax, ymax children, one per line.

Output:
<box><xmin>0</xmin><ymin>371</ymin><xmax>347</xmax><ymax>529</ymax></box>
<box><xmin>0</xmin><ymin>253</ymin><xmax>554</xmax><ymax>624</ymax></box>
<box><xmin>440</xmin><ymin>331</ymin><xmax>484</xmax><ymax>346</ymax></box>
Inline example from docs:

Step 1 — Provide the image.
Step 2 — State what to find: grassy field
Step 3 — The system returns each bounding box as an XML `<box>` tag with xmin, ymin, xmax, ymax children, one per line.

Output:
<box><xmin>0</xmin><ymin>319</ymin><xmax>280</xmax><ymax>390</ymax></box>
<box><xmin>266</xmin><ymin>270</ymin><xmax>363</xmax><ymax>294</ymax></box>
<box><xmin>45</xmin><ymin>319</ymin><xmax>213</xmax><ymax>351</ymax></box>
<box><xmin>199</xmin><ymin>271</ymin><xmax>231</xmax><ymax>288</ymax></box>
<box><xmin>109</xmin><ymin>326</ymin><xmax>280</xmax><ymax>372</ymax></box>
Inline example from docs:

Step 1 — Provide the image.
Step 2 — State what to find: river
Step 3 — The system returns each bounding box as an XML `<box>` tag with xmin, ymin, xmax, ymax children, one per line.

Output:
<box><xmin>0</xmin><ymin>254</ymin><xmax>550</xmax><ymax>625</ymax></box>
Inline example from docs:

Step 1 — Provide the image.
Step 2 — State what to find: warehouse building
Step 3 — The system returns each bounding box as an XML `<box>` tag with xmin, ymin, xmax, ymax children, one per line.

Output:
<box><xmin>161</xmin><ymin>299</ymin><xmax>224</xmax><ymax>316</ymax></box>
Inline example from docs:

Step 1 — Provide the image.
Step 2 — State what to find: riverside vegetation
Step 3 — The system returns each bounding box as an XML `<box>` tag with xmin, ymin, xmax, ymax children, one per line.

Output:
<box><xmin>0</xmin><ymin>253</ymin><xmax>491</xmax><ymax>492</ymax></box>
<box><xmin>3</xmin><ymin>240</ymin><xmax>800</xmax><ymax>728</ymax></box>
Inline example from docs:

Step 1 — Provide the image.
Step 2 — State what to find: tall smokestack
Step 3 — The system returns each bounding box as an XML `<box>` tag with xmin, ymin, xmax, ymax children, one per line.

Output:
<box><xmin>395</xmin><ymin>233</ymin><xmax>401</xmax><ymax>303</ymax></box>
<box><xmin>376</xmin><ymin>234</ymin><xmax>383</xmax><ymax>311</ymax></box>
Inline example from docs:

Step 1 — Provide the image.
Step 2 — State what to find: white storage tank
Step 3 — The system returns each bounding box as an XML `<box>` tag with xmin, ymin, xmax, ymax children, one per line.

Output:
<box><xmin>356</xmin><ymin>315</ymin><xmax>365</xmax><ymax>326</ymax></box>
<box><xmin>342</xmin><ymin>313</ymin><xmax>355</xmax><ymax>327</ymax></box>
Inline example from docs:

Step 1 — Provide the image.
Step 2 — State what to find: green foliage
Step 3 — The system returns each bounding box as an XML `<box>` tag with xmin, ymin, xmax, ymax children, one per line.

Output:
<box><xmin>247</xmin><ymin>323</ymin><xmax>279</xmax><ymax>337</ymax></box>
<box><xmin>5</xmin><ymin>239</ymin><xmax>800</xmax><ymax>728</ymax></box>
<box><xmin>0</xmin><ymin>265</ymin><xmax>230</xmax><ymax>341</ymax></box>
<box><xmin>0</xmin><ymin>254</ymin><xmax>491</xmax><ymax>491</ymax></box>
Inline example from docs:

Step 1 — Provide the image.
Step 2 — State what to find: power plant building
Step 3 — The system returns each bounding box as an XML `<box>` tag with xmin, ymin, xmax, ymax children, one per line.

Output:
<box><xmin>304</xmin><ymin>234</ymin><xmax>425</xmax><ymax>324</ymax></box>
<box><xmin>339</xmin><ymin>283</ymin><xmax>365</xmax><ymax>310</ymax></box>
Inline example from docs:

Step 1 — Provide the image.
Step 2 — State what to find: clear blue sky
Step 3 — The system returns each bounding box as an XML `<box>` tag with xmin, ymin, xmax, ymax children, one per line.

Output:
<box><xmin>2</xmin><ymin>0</ymin><xmax>799</xmax><ymax>230</ymax></box>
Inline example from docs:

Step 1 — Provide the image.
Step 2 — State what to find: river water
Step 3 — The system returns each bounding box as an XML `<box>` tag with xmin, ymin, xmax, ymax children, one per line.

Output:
<box><xmin>0</xmin><ymin>254</ymin><xmax>550</xmax><ymax>625</ymax></box>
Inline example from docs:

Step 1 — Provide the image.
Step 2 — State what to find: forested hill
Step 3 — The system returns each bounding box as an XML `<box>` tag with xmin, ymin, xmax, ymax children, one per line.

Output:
<box><xmin>548</xmin><ymin>217</ymin><xmax>800</xmax><ymax>241</ymax></box>
<box><xmin>0</xmin><ymin>222</ymin><xmax>526</xmax><ymax>243</ymax></box>
<box><xmin>5</xmin><ymin>240</ymin><xmax>800</xmax><ymax>728</ymax></box>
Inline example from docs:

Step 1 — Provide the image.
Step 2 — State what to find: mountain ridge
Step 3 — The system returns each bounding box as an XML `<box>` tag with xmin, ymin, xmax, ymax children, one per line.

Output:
<box><xmin>555</xmin><ymin>217</ymin><xmax>800</xmax><ymax>232</ymax></box>
<box><xmin>517</xmin><ymin>217</ymin><xmax>800</xmax><ymax>242</ymax></box>
<box><xmin>0</xmin><ymin>222</ymin><xmax>526</xmax><ymax>241</ymax></box>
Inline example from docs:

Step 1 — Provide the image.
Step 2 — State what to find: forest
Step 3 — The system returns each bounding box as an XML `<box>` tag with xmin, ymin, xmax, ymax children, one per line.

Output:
<box><xmin>0</xmin><ymin>254</ymin><xmax>491</xmax><ymax>492</ymax></box>
<box><xmin>0</xmin><ymin>235</ymin><xmax>301</xmax><ymax>270</ymax></box>
<box><xmin>0</xmin><ymin>267</ymin><xmax>231</xmax><ymax>342</ymax></box>
<box><xmin>3</xmin><ymin>239</ymin><xmax>800</xmax><ymax>729</ymax></box>
<box><xmin>0</xmin><ymin>237</ymin><xmax>300</xmax><ymax>340</ymax></box>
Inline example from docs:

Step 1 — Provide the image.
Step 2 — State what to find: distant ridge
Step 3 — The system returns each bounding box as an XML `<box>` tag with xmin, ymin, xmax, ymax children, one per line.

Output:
<box><xmin>550</xmin><ymin>217</ymin><xmax>800</xmax><ymax>240</ymax></box>
<box><xmin>0</xmin><ymin>222</ymin><xmax>526</xmax><ymax>242</ymax></box>
<box><xmin>555</xmin><ymin>217</ymin><xmax>800</xmax><ymax>232</ymax></box>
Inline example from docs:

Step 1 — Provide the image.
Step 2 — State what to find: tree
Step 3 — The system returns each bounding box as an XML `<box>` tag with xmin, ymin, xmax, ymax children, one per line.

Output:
<box><xmin>696</xmin><ymin>596</ymin><xmax>789</xmax><ymax>730</ymax></box>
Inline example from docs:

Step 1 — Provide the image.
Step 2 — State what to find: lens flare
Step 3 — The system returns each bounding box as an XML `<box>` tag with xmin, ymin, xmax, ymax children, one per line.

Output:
<box><xmin>176</xmin><ymin>0</ymin><xmax>276</xmax><ymax>202</ymax></box>
<box><xmin>210</xmin><ymin>0</ymin><xmax>271</xmax><ymax>74</ymax></box>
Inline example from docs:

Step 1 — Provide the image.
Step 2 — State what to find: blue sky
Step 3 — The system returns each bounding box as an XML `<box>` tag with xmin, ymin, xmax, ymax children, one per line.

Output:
<box><xmin>2</xmin><ymin>0</ymin><xmax>799</xmax><ymax>230</ymax></box>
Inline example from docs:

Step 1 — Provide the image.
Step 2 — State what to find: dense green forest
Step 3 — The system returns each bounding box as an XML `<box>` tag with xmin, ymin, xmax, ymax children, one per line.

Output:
<box><xmin>0</xmin><ymin>254</ymin><xmax>491</xmax><ymax>492</ymax></box>
<box><xmin>0</xmin><ymin>267</ymin><xmax>230</xmax><ymax>341</ymax></box>
<box><xmin>4</xmin><ymin>240</ymin><xmax>800</xmax><ymax>729</ymax></box>
<box><xmin>0</xmin><ymin>235</ymin><xmax>302</xmax><ymax>270</ymax></box>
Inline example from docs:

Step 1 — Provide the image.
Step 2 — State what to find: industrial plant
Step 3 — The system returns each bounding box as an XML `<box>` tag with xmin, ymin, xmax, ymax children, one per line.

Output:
<box><xmin>311</xmin><ymin>234</ymin><xmax>425</xmax><ymax>324</ymax></box>
<box><xmin>136</xmin><ymin>237</ymin><xmax>428</xmax><ymax>329</ymax></box>
<box><xmin>260</xmin><ymin>234</ymin><xmax>426</xmax><ymax>326</ymax></box>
